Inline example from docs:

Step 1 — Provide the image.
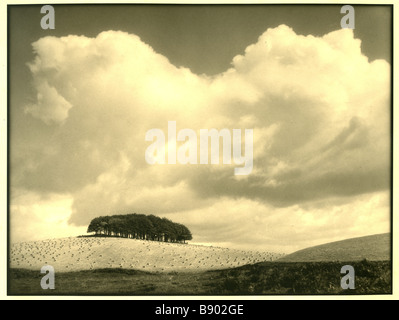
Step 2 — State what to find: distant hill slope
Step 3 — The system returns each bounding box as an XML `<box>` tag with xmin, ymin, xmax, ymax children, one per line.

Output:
<box><xmin>10</xmin><ymin>237</ymin><xmax>284</xmax><ymax>272</ymax></box>
<box><xmin>277</xmin><ymin>233</ymin><xmax>390</xmax><ymax>262</ymax></box>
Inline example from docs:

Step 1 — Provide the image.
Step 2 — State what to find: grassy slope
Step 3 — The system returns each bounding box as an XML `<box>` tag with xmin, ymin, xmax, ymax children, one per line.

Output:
<box><xmin>9</xmin><ymin>260</ymin><xmax>391</xmax><ymax>295</ymax></box>
<box><xmin>277</xmin><ymin>233</ymin><xmax>390</xmax><ymax>262</ymax></box>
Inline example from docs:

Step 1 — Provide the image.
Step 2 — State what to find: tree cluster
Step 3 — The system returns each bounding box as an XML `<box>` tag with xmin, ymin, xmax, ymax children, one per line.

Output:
<box><xmin>87</xmin><ymin>213</ymin><xmax>193</xmax><ymax>243</ymax></box>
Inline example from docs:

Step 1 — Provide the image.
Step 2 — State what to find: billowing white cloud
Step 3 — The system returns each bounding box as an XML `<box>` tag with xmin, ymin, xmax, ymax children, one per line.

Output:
<box><xmin>11</xmin><ymin>25</ymin><xmax>390</xmax><ymax>250</ymax></box>
<box><xmin>10</xmin><ymin>191</ymin><xmax>86</xmax><ymax>244</ymax></box>
<box><xmin>25</xmin><ymin>80</ymin><xmax>73</xmax><ymax>124</ymax></box>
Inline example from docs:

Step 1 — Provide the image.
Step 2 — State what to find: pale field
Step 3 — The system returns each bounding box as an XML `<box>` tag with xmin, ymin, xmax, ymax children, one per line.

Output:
<box><xmin>10</xmin><ymin>237</ymin><xmax>284</xmax><ymax>272</ymax></box>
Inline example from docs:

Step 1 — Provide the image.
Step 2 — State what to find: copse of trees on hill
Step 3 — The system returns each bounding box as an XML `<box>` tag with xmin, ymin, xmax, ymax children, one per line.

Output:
<box><xmin>87</xmin><ymin>213</ymin><xmax>193</xmax><ymax>244</ymax></box>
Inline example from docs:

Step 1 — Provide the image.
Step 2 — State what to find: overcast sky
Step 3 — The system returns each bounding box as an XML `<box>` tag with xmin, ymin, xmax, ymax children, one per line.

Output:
<box><xmin>9</xmin><ymin>4</ymin><xmax>392</xmax><ymax>253</ymax></box>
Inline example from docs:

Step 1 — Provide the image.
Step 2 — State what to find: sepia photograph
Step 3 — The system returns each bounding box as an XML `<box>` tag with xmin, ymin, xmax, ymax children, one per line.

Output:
<box><xmin>5</xmin><ymin>2</ymin><xmax>394</xmax><ymax>297</ymax></box>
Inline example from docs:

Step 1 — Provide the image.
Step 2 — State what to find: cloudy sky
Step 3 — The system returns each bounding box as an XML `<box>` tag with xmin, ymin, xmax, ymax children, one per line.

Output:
<box><xmin>9</xmin><ymin>5</ymin><xmax>392</xmax><ymax>253</ymax></box>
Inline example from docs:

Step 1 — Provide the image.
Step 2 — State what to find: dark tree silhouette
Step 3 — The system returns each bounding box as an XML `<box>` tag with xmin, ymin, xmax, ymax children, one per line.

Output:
<box><xmin>86</xmin><ymin>213</ymin><xmax>192</xmax><ymax>243</ymax></box>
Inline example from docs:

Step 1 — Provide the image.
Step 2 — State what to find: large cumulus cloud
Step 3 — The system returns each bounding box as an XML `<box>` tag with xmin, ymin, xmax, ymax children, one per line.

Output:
<box><xmin>10</xmin><ymin>25</ymin><xmax>390</xmax><ymax>251</ymax></box>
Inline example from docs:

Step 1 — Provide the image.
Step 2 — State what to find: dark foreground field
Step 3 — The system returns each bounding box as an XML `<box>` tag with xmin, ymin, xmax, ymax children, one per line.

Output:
<box><xmin>9</xmin><ymin>260</ymin><xmax>391</xmax><ymax>295</ymax></box>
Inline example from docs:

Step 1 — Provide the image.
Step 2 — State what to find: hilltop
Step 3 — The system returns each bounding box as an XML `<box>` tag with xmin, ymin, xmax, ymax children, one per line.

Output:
<box><xmin>277</xmin><ymin>233</ymin><xmax>390</xmax><ymax>262</ymax></box>
<box><xmin>10</xmin><ymin>236</ymin><xmax>284</xmax><ymax>273</ymax></box>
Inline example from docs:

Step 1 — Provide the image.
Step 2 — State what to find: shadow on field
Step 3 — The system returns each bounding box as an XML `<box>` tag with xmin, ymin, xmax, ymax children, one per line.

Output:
<box><xmin>8</xmin><ymin>259</ymin><xmax>391</xmax><ymax>296</ymax></box>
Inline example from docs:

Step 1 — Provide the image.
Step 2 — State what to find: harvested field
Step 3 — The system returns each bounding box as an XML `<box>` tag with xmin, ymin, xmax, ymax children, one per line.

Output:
<box><xmin>9</xmin><ymin>236</ymin><xmax>284</xmax><ymax>273</ymax></box>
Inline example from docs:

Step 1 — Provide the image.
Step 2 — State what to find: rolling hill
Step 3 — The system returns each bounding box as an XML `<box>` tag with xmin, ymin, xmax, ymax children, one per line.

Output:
<box><xmin>277</xmin><ymin>233</ymin><xmax>390</xmax><ymax>262</ymax></box>
<box><xmin>9</xmin><ymin>234</ymin><xmax>392</xmax><ymax>294</ymax></box>
<box><xmin>9</xmin><ymin>236</ymin><xmax>284</xmax><ymax>272</ymax></box>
